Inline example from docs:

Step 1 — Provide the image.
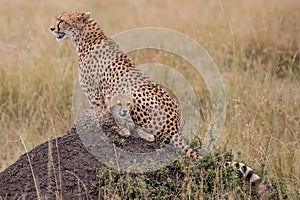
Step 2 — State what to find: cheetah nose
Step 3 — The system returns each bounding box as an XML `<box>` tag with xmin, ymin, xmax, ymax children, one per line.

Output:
<box><xmin>120</xmin><ymin>110</ymin><xmax>127</xmax><ymax>116</ymax></box>
<box><xmin>50</xmin><ymin>27</ymin><xmax>55</xmax><ymax>31</ymax></box>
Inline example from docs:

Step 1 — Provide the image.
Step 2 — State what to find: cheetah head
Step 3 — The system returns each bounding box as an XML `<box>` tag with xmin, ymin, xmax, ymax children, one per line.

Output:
<box><xmin>50</xmin><ymin>11</ymin><xmax>90</xmax><ymax>42</ymax></box>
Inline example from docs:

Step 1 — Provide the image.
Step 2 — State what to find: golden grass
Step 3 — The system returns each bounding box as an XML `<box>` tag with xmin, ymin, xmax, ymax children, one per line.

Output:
<box><xmin>0</xmin><ymin>0</ymin><xmax>299</xmax><ymax>198</ymax></box>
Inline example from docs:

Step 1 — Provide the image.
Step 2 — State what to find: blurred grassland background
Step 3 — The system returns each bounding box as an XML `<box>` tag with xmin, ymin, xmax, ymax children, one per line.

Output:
<box><xmin>0</xmin><ymin>0</ymin><xmax>299</xmax><ymax>198</ymax></box>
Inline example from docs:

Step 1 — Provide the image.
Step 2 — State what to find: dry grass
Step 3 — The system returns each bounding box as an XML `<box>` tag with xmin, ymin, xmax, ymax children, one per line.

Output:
<box><xmin>0</xmin><ymin>0</ymin><xmax>299</xmax><ymax>198</ymax></box>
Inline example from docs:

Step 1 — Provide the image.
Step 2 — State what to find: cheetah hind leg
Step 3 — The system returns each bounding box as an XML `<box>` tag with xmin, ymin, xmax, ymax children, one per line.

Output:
<box><xmin>136</xmin><ymin>128</ymin><xmax>155</xmax><ymax>142</ymax></box>
<box><xmin>111</xmin><ymin>125</ymin><xmax>131</xmax><ymax>138</ymax></box>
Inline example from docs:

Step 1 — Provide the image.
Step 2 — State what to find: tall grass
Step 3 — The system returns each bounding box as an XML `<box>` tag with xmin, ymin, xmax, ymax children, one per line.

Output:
<box><xmin>0</xmin><ymin>0</ymin><xmax>299</xmax><ymax>198</ymax></box>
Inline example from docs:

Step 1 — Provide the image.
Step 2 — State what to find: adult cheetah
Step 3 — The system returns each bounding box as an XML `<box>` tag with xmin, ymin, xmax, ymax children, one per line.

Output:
<box><xmin>50</xmin><ymin>11</ymin><xmax>272</xmax><ymax>193</ymax></box>
<box><xmin>50</xmin><ymin>11</ymin><xmax>194</xmax><ymax>158</ymax></box>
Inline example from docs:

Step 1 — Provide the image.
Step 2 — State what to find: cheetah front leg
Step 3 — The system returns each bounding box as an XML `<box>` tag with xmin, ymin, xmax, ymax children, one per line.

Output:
<box><xmin>91</xmin><ymin>91</ymin><xmax>105</xmax><ymax>109</ymax></box>
<box><xmin>88</xmin><ymin>89</ymin><xmax>107</xmax><ymax>119</ymax></box>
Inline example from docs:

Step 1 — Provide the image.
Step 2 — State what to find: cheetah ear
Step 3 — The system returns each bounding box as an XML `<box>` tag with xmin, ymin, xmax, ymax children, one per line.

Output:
<box><xmin>82</xmin><ymin>12</ymin><xmax>91</xmax><ymax>20</ymax></box>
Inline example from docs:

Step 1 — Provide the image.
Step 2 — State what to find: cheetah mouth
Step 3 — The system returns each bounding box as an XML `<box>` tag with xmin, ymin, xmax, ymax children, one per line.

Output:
<box><xmin>119</xmin><ymin>113</ymin><xmax>127</xmax><ymax>117</ymax></box>
<box><xmin>56</xmin><ymin>32</ymin><xmax>66</xmax><ymax>40</ymax></box>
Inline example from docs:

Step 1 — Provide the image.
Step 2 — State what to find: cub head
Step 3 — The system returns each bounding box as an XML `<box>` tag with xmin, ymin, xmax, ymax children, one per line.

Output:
<box><xmin>106</xmin><ymin>94</ymin><xmax>133</xmax><ymax>118</ymax></box>
<box><xmin>50</xmin><ymin>11</ymin><xmax>90</xmax><ymax>42</ymax></box>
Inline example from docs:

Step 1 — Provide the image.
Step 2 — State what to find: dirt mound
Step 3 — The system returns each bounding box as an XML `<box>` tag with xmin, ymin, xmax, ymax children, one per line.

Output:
<box><xmin>0</xmin><ymin>126</ymin><xmax>96</xmax><ymax>199</ymax></box>
<box><xmin>0</xmin><ymin>110</ymin><xmax>181</xmax><ymax>199</ymax></box>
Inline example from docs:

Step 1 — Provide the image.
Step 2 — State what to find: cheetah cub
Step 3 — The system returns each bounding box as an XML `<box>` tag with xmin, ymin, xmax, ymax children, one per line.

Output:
<box><xmin>105</xmin><ymin>93</ymin><xmax>155</xmax><ymax>142</ymax></box>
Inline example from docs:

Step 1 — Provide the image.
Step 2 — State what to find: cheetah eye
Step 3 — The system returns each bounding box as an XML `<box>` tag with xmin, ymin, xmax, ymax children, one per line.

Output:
<box><xmin>116</xmin><ymin>103</ymin><xmax>122</xmax><ymax>107</ymax></box>
<box><xmin>58</xmin><ymin>19</ymin><xmax>63</xmax><ymax>25</ymax></box>
<box><xmin>126</xmin><ymin>103</ymin><xmax>131</xmax><ymax>107</ymax></box>
<box><xmin>57</xmin><ymin>19</ymin><xmax>64</xmax><ymax>31</ymax></box>
<box><xmin>57</xmin><ymin>19</ymin><xmax>71</xmax><ymax>29</ymax></box>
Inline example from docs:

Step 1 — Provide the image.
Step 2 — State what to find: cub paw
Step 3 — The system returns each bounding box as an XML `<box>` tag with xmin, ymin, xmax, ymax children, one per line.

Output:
<box><xmin>118</xmin><ymin>128</ymin><xmax>131</xmax><ymax>137</ymax></box>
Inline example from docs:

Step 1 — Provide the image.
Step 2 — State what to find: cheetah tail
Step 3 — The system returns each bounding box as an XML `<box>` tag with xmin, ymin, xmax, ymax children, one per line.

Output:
<box><xmin>225</xmin><ymin>161</ymin><xmax>272</xmax><ymax>193</ymax></box>
<box><xmin>170</xmin><ymin>133</ymin><xmax>202</xmax><ymax>160</ymax></box>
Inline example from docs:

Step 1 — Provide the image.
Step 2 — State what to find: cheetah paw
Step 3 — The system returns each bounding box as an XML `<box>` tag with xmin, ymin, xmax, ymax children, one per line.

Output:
<box><xmin>137</xmin><ymin>129</ymin><xmax>155</xmax><ymax>142</ymax></box>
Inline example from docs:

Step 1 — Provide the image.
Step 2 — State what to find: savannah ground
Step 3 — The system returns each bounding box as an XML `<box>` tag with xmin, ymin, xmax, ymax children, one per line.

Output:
<box><xmin>0</xmin><ymin>0</ymin><xmax>299</xmax><ymax>199</ymax></box>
